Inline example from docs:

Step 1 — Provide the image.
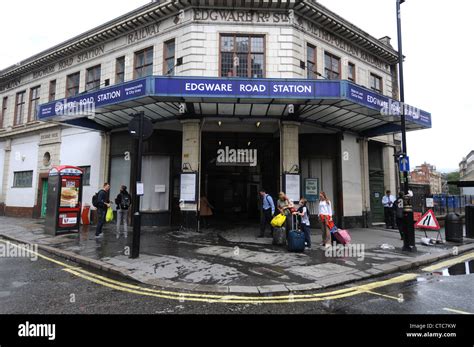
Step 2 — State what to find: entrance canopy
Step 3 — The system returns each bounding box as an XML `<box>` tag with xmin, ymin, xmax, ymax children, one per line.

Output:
<box><xmin>38</xmin><ymin>76</ymin><xmax>431</xmax><ymax>136</ymax></box>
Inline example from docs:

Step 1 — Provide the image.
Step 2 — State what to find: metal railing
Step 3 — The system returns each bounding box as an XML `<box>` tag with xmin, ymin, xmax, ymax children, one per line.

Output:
<box><xmin>412</xmin><ymin>194</ymin><xmax>474</xmax><ymax>216</ymax></box>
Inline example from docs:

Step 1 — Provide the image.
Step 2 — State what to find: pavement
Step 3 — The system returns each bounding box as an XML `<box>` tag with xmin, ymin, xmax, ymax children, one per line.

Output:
<box><xmin>0</xmin><ymin>216</ymin><xmax>473</xmax><ymax>294</ymax></box>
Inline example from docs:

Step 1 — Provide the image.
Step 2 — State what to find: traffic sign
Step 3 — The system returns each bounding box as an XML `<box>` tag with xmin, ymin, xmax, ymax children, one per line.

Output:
<box><xmin>128</xmin><ymin>116</ymin><xmax>153</xmax><ymax>140</ymax></box>
<box><xmin>399</xmin><ymin>155</ymin><xmax>410</xmax><ymax>172</ymax></box>
<box><xmin>415</xmin><ymin>209</ymin><xmax>440</xmax><ymax>230</ymax></box>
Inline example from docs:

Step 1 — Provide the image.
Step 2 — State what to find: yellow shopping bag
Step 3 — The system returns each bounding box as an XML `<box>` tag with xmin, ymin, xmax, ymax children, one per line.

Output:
<box><xmin>105</xmin><ymin>206</ymin><xmax>114</xmax><ymax>223</ymax></box>
<box><xmin>271</xmin><ymin>213</ymin><xmax>286</xmax><ymax>227</ymax></box>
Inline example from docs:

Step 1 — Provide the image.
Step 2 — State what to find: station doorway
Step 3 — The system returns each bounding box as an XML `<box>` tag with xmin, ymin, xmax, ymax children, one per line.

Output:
<box><xmin>368</xmin><ymin>141</ymin><xmax>386</xmax><ymax>224</ymax></box>
<box><xmin>201</xmin><ymin>132</ymin><xmax>280</xmax><ymax>226</ymax></box>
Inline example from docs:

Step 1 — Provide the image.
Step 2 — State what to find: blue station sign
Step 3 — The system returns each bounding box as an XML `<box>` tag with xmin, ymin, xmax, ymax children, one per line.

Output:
<box><xmin>38</xmin><ymin>78</ymin><xmax>147</xmax><ymax>120</ymax></box>
<box><xmin>154</xmin><ymin>77</ymin><xmax>341</xmax><ymax>99</ymax></box>
<box><xmin>344</xmin><ymin>83</ymin><xmax>431</xmax><ymax>127</ymax></box>
<box><xmin>37</xmin><ymin>76</ymin><xmax>431</xmax><ymax>131</ymax></box>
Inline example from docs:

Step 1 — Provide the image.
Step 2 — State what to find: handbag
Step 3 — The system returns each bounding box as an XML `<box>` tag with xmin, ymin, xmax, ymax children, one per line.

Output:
<box><xmin>271</xmin><ymin>213</ymin><xmax>287</xmax><ymax>227</ymax></box>
<box><xmin>105</xmin><ymin>206</ymin><xmax>114</xmax><ymax>223</ymax></box>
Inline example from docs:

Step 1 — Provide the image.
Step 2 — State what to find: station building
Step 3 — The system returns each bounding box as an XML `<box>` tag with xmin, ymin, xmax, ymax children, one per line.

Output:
<box><xmin>0</xmin><ymin>0</ymin><xmax>431</xmax><ymax>229</ymax></box>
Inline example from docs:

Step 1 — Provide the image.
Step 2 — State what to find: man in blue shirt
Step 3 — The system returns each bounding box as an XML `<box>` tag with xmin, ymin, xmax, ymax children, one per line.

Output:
<box><xmin>382</xmin><ymin>190</ymin><xmax>396</xmax><ymax>229</ymax></box>
<box><xmin>259</xmin><ymin>189</ymin><xmax>275</xmax><ymax>238</ymax></box>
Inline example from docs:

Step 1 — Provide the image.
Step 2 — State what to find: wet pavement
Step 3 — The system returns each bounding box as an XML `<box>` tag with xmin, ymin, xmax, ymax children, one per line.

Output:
<box><xmin>0</xmin><ymin>216</ymin><xmax>472</xmax><ymax>293</ymax></box>
<box><xmin>0</xmin><ymin>246</ymin><xmax>473</xmax><ymax>314</ymax></box>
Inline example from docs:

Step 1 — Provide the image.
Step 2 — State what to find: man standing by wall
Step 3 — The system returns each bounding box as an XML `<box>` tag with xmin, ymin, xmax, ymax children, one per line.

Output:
<box><xmin>382</xmin><ymin>190</ymin><xmax>396</xmax><ymax>229</ymax></box>
<box><xmin>259</xmin><ymin>189</ymin><xmax>275</xmax><ymax>238</ymax></box>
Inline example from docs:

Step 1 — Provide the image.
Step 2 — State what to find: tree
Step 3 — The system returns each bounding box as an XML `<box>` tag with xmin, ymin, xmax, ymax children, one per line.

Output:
<box><xmin>446</xmin><ymin>171</ymin><xmax>460</xmax><ymax>195</ymax></box>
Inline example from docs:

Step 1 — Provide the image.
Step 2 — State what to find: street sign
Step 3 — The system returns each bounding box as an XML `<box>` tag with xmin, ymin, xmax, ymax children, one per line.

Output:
<box><xmin>426</xmin><ymin>198</ymin><xmax>434</xmax><ymax>208</ymax></box>
<box><xmin>415</xmin><ymin>209</ymin><xmax>440</xmax><ymax>230</ymax></box>
<box><xmin>399</xmin><ymin>155</ymin><xmax>410</xmax><ymax>172</ymax></box>
<box><xmin>128</xmin><ymin>116</ymin><xmax>153</xmax><ymax>140</ymax></box>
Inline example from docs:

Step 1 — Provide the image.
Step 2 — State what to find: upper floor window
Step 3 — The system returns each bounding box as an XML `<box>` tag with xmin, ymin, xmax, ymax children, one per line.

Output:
<box><xmin>1</xmin><ymin>97</ymin><xmax>7</xmax><ymax>128</ymax></box>
<box><xmin>307</xmin><ymin>44</ymin><xmax>317</xmax><ymax>79</ymax></box>
<box><xmin>220</xmin><ymin>34</ymin><xmax>265</xmax><ymax>78</ymax></box>
<box><xmin>86</xmin><ymin>65</ymin><xmax>101</xmax><ymax>92</ymax></box>
<box><xmin>324</xmin><ymin>52</ymin><xmax>341</xmax><ymax>80</ymax></box>
<box><xmin>115</xmin><ymin>56</ymin><xmax>125</xmax><ymax>84</ymax></box>
<box><xmin>134</xmin><ymin>47</ymin><xmax>154</xmax><ymax>78</ymax></box>
<box><xmin>163</xmin><ymin>39</ymin><xmax>176</xmax><ymax>75</ymax></box>
<box><xmin>348</xmin><ymin>62</ymin><xmax>356</xmax><ymax>82</ymax></box>
<box><xmin>370</xmin><ymin>73</ymin><xmax>383</xmax><ymax>93</ymax></box>
<box><xmin>49</xmin><ymin>80</ymin><xmax>57</xmax><ymax>102</ymax></box>
<box><xmin>14</xmin><ymin>91</ymin><xmax>26</xmax><ymax>125</ymax></box>
<box><xmin>66</xmin><ymin>72</ymin><xmax>80</xmax><ymax>98</ymax></box>
<box><xmin>28</xmin><ymin>86</ymin><xmax>41</xmax><ymax>122</ymax></box>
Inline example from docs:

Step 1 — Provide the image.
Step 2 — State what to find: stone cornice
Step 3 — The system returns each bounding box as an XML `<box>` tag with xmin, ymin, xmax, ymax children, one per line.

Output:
<box><xmin>0</xmin><ymin>0</ymin><xmax>398</xmax><ymax>83</ymax></box>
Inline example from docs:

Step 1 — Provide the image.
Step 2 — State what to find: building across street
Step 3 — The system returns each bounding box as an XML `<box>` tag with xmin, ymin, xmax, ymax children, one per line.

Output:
<box><xmin>0</xmin><ymin>0</ymin><xmax>431</xmax><ymax>230</ymax></box>
<box><xmin>410</xmin><ymin>162</ymin><xmax>444</xmax><ymax>195</ymax></box>
<box><xmin>459</xmin><ymin>150</ymin><xmax>474</xmax><ymax>196</ymax></box>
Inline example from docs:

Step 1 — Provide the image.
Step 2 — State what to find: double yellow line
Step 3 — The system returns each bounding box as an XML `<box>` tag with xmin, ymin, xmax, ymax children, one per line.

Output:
<box><xmin>0</xmin><ymin>239</ymin><xmax>416</xmax><ymax>304</ymax></box>
<box><xmin>422</xmin><ymin>252</ymin><xmax>474</xmax><ymax>272</ymax></box>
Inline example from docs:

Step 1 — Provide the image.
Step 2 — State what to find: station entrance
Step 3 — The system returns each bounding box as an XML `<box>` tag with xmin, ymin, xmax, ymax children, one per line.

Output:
<box><xmin>200</xmin><ymin>131</ymin><xmax>280</xmax><ymax>226</ymax></box>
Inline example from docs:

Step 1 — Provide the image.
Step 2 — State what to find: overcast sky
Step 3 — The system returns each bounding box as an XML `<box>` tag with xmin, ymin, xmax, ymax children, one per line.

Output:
<box><xmin>0</xmin><ymin>0</ymin><xmax>472</xmax><ymax>172</ymax></box>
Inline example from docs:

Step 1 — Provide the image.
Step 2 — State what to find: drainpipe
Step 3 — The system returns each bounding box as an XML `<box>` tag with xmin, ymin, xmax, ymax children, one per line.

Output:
<box><xmin>197</xmin><ymin>118</ymin><xmax>205</xmax><ymax>232</ymax></box>
<box><xmin>359</xmin><ymin>137</ymin><xmax>370</xmax><ymax>228</ymax></box>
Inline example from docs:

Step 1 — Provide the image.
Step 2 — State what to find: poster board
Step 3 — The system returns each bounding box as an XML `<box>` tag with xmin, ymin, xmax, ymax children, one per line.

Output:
<box><xmin>304</xmin><ymin>178</ymin><xmax>319</xmax><ymax>202</ymax></box>
<box><xmin>283</xmin><ymin>174</ymin><xmax>301</xmax><ymax>203</ymax></box>
<box><xmin>180</xmin><ymin>173</ymin><xmax>197</xmax><ymax>203</ymax></box>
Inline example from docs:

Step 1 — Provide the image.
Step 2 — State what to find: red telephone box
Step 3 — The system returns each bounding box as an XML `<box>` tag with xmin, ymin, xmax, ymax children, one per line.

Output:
<box><xmin>44</xmin><ymin>166</ymin><xmax>83</xmax><ymax>236</ymax></box>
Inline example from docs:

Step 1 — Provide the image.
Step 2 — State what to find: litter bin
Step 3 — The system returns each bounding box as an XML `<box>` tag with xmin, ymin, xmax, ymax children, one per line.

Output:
<box><xmin>466</xmin><ymin>205</ymin><xmax>474</xmax><ymax>238</ymax></box>
<box><xmin>445</xmin><ymin>212</ymin><xmax>463</xmax><ymax>243</ymax></box>
<box><xmin>81</xmin><ymin>204</ymin><xmax>91</xmax><ymax>225</ymax></box>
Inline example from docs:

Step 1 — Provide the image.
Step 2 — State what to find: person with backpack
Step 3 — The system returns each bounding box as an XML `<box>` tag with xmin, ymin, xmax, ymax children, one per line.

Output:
<box><xmin>394</xmin><ymin>191</ymin><xmax>405</xmax><ymax>240</ymax></box>
<box><xmin>293</xmin><ymin>198</ymin><xmax>311</xmax><ymax>249</ymax></box>
<box><xmin>259</xmin><ymin>189</ymin><xmax>275</xmax><ymax>238</ymax></box>
<box><xmin>93</xmin><ymin>183</ymin><xmax>111</xmax><ymax>239</ymax></box>
<box><xmin>115</xmin><ymin>185</ymin><xmax>131</xmax><ymax>238</ymax></box>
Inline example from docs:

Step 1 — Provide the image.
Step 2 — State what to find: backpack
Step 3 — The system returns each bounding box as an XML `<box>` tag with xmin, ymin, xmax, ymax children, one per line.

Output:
<box><xmin>120</xmin><ymin>192</ymin><xmax>131</xmax><ymax>210</ymax></box>
<box><xmin>297</xmin><ymin>205</ymin><xmax>310</xmax><ymax>224</ymax></box>
<box><xmin>395</xmin><ymin>198</ymin><xmax>404</xmax><ymax>219</ymax></box>
<box><xmin>265</xmin><ymin>195</ymin><xmax>274</xmax><ymax>210</ymax></box>
<box><xmin>92</xmin><ymin>191</ymin><xmax>100</xmax><ymax>208</ymax></box>
<box><xmin>92</xmin><ymin>189</ymin><xmax>105</xmax><ymax>208</ymax></box>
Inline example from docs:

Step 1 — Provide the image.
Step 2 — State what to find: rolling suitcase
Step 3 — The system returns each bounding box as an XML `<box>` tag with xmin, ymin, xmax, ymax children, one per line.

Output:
<box><xmin>334</xmin><ymin>229</ymin><xmax>351</xmax><ymax>245</ymax></box>
<box><xmin>287</xmin><ymin>215</ymin><xmax>305</xmax><ymax>252</ymax></box>
<box><xmin>272</xmin><ymin>227</ymin><xmax>286</xmax><ymax>246</ymax></box>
